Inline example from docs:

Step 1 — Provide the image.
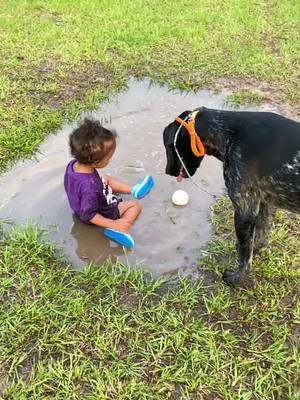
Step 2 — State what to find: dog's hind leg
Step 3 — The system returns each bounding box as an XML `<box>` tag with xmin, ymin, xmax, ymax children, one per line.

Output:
<box><xmin>223</xmin><ymin>200</ymin><xmax>260</xmax><ymax>285</ymax></box>
<box><xmin>254</xmin><ymin>202</ymin><xmax>275</xmax><ymax>255</ymax></box>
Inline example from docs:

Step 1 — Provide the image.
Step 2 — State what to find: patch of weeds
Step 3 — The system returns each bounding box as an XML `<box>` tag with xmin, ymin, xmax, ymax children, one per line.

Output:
<box><xmin>27</xmin><ymin>59</ymin><xmax>117</xmax><ymax>109</ymax></box>
<box><xmin>0</xmin><ymin>56</ymin><xmax>127</xmax><ymax>171</ymax></box>
<box><xmin>225</xmin><ymin>89</ymin><xmax>266</xmax><ymax>107</ymax></box>
<box><xmin>1</xmin><ymin>0</ymin><xmax>300</xmax><ymax>171</ymax></box>
<box><xmin>292</xmin><ymin>300</ymin><xmax>300</xmax><ymax>324</ymax></box>
<box><xmin>1</xmin><ymin>197</ymin><xmax>300</xmax><ymax>398</ymax></box>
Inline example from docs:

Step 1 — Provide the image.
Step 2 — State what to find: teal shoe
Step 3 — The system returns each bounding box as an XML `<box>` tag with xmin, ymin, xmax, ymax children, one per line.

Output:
<box><xmin>103</xmin><ymin>228</ymin><xmax>135</xmax><ymax>248</ymax></box>
<box><xmin>131</xmin><ymin>175</ymin><xmax>154</xmax><ymax>199</ymax></box>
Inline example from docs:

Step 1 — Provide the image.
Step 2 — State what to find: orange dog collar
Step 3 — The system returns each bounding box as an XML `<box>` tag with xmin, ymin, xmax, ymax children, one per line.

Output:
<box><xmin>175</xmin><ymin>111</ymin><xmax>205</xmax><ymax>157</ymax></box>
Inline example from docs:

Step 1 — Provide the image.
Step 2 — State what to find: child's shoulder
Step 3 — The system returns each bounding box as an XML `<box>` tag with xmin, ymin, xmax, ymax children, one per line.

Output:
<box><xmin>80</xmin><ymin>172</ymin><xmax>103</xmax><ymax>193</ymax></box>
<box><xmin>65</xmin><ymin>159</ymin><xmax>76</xmax><ymax>173</ymax></box>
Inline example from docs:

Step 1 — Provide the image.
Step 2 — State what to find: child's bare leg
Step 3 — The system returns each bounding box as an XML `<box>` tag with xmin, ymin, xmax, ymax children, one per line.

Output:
<box><xmin>118</xmin><ymin>201</ymin><xmax>141</xmax><ymax>227</ymax></box>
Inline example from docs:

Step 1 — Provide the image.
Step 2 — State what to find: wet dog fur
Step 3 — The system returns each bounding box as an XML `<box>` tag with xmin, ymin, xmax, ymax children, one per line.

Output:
<box><xmin>163</xmin><ymin>107</ymin><xmax>300</xmax><ymax>285</ymax></box>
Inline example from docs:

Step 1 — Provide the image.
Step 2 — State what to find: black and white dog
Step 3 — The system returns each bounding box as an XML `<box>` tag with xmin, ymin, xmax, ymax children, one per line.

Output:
<box><xmin>163</xmin><ymin>107</ymin><xmax>300</xmax><ymax>285</ymax></box>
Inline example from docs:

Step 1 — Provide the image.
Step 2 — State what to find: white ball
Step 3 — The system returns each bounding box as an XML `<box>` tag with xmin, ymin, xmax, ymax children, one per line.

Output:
<box><xmin>172</xmin><ymin>190</ymin><xmax>189</xmax><ymax>206</ymax></box>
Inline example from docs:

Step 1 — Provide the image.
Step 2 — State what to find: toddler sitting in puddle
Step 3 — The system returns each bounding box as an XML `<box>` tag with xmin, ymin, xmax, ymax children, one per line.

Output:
<box><xmin>64</xmin><ymin>118</ymin><xmax>153</xmax><ymax>246</ymax></box>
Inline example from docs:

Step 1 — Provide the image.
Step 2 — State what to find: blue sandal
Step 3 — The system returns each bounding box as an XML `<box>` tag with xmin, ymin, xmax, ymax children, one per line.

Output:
<box><xmin>131</xmin><ymin>175</ymin><xmax>154</xmax><ymax>199</ymax></box>
<box><xmin>103</xmin><ymin>228</ymin><xmax>135</xmax><ymax>248</ymax></box>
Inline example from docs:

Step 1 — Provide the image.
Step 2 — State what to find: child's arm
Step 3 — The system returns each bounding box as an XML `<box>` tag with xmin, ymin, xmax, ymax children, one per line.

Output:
<box><xmin>104</xmin><ymin>175</ymin><xmax>132</xmax><ymax>194</ymax></box>
<box><xmin>90</xmin><ymin>213</ymin><xmax>130</xmax><ymax>232</ymax></box>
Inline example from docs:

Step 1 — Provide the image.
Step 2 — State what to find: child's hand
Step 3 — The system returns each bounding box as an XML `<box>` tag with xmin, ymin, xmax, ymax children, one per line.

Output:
<box><xmin>112</xmin><ymin>218</ymin><xmax>131</xmax><ymax>233</ymax></box>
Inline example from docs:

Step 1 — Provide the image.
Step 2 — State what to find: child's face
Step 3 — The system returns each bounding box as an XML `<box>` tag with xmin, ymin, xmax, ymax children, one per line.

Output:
<box><xmin>93</xmin><ymin>145</ymin><xmax>116</xmax><ymax>169</ymax></box>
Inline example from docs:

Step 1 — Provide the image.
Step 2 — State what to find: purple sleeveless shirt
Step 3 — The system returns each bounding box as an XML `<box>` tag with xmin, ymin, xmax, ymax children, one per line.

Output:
<box><xmin>64</xmin><ymin>160</ymin><xmax>120</xmax><ymax>223</ymax></box>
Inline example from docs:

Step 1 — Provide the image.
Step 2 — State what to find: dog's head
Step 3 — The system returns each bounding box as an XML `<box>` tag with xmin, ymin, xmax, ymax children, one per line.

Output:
<box><xmin>163</xmin><ymin>111</ymin><xmax>204</xmax><ymax>180</ymax></box>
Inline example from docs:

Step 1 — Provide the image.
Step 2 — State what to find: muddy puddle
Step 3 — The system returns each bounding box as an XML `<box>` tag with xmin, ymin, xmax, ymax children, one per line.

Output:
<box><xmin>0</xmin><ymin>79</ymin><xmax>279</xmax><ymax>276</ymax></box>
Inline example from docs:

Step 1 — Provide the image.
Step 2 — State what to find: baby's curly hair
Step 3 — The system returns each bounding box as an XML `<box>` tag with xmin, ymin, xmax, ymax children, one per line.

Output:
<box><xmin>69</xmin><ymin>118</ymin><xmax>117</xmax><ymax>164</ymax></box>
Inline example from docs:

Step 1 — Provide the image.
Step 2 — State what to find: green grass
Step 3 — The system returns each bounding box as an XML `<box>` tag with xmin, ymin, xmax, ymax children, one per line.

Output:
<box><xmin>1</xmin><ymin>2</ymin><xmax>300</xmax><ymax>398</ymax></box>
<box><xmin>0</xmin><ymin>0</ymin><xmax>299</xmax><ymax>170</ymax></box>
<box><xmin>225</xmin><ymin>89</ymin><xmax>266</xmax><ymax>107</ymax></box>
<box><xmin>0</xmin><ymin>198</ymin><xmax>299</xmax><ymax>399</ymax></box>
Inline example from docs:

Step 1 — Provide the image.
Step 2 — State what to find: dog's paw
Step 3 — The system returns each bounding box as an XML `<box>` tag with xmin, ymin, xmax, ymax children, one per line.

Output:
<box><xmin>222</xmin><ymin>269</ymin><xmax>245</xmax><ymax>286</ymax></box>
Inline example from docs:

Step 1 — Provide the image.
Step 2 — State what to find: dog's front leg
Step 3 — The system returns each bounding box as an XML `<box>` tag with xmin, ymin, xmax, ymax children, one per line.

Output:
<box><xmin>223</xmin><ymin>203</ymin><xmax>259</xmax><ymax>285</ymax></box>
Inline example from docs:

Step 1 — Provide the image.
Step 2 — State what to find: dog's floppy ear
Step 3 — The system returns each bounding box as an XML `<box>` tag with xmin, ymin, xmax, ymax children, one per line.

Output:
<box><xmin>177</xmin><ymin>107</ymin><xmax>207</xmax><ymax>120</ymax></box>
<box><xmin>193</xmin><ymin>106</ymin><xmax>207</xmax><ymax>113</ymax></box>
<box><xmin>177</xmin><ymin>110</ymin><xmax>191</xmax><ymax>121</ymax></box>
<box><xmin>163</xmin><ymin>110</ymin><xmax>191</xmax><ymax>147</ymax></box>
<box><xmin>177</xmin><ymin>107</ymin><xmax>207</xmax><ymax>119</ymax></box>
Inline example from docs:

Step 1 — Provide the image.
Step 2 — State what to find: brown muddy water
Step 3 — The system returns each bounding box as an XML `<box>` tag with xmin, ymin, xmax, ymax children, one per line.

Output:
<box><xmin>0</xmin><ymin>79</ymin><xmax>278</xmax><ymax>276</ymax></box>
